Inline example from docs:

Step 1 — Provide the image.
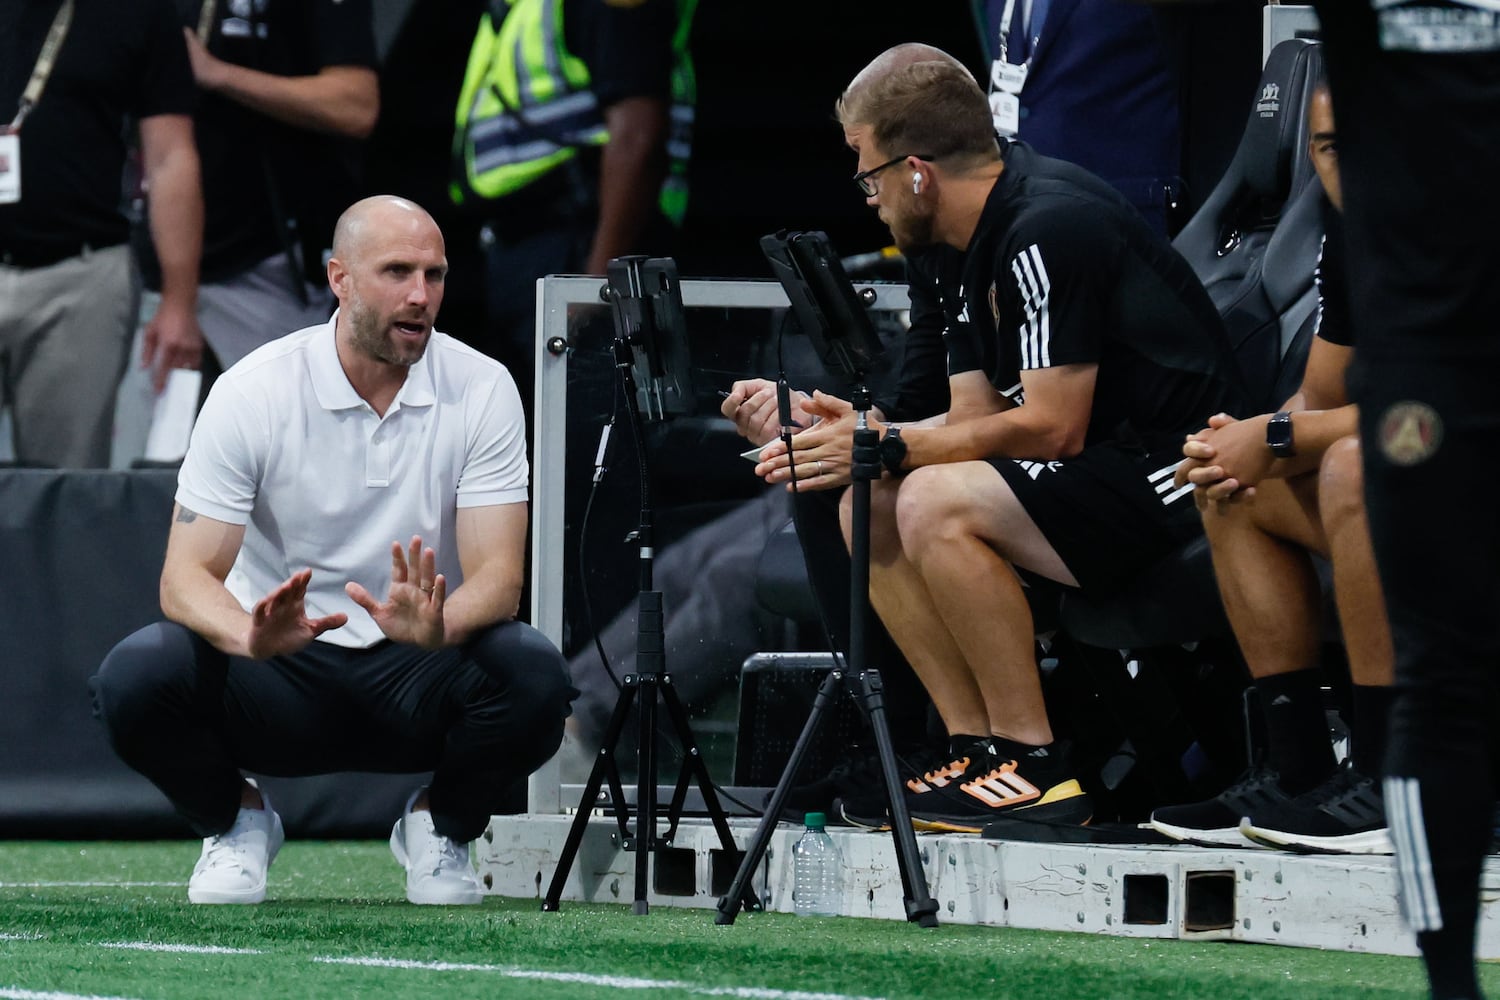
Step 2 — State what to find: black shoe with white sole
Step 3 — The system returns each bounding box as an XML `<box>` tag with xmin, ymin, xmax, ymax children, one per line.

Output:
<box><xmin>1148</xmin><ymin>767</ymin><xmax>1291</xmax><ymax>847</ymax></box>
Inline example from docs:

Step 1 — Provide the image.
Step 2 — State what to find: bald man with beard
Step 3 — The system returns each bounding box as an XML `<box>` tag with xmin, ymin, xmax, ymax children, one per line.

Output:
<box><xmin>90</xmin><ymin>196</ymin><xmax>575</xmax><ymax>908</ymax></box>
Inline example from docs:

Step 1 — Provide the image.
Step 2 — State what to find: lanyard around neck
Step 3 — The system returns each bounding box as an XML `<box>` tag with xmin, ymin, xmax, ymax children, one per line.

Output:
<box><xmin>8</xmin><ymin>0</ymin><xmax>76</xmax><ymax>132</ymax></box>
<box><xmin>996</xmin><ymin>0</ymin><xmax>1020</xmax><ymax>65</ymax></box>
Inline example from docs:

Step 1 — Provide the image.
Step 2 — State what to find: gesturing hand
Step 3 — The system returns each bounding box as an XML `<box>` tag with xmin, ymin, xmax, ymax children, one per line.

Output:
<box><xmin>345</xmin><ymin>536</ymin><xmax>448</xmax><ymax>650</ymax></box>
<box><xmin>245</xmin><ymin>568</ymin><xmax>348</xmax><ymax>660</ymax></box>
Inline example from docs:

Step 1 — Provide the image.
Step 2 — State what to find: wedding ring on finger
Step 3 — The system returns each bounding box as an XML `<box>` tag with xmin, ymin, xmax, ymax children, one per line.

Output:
<box><xmin>420</xmin><ymin>585</ymin><xmax>434</xmax><ymax>594</ymax></box>
<box><xmin>815</xmin><ymin>459</ymin><xmax>825</xmax><ymax>476</ymax></box>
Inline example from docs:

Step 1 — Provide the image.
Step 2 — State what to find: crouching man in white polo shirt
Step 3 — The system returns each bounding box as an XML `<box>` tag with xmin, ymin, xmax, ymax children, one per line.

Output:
<box><xmin>89</xmin><ymin>195</ymin><xmax>575</xmax><ymax>906</ymax></box>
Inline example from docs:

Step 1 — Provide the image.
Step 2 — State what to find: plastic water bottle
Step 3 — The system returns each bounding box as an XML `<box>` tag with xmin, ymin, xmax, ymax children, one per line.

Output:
<box><xmin>792</xmin><ymin>811</ymin><xmax>843</xmax><ymax>917</ymax></box>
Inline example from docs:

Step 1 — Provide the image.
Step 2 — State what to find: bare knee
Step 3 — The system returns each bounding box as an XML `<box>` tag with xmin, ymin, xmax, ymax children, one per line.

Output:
<box><xmin>848</xmin><ymin>480</ymin><xmax>904</xmax><ymax>561</ymax></box>
<box><xmin>1198</xmin><ymin>485</ymin><xmax>1259</xmax><ymax>546</ymax></box>
<box><xmin>894</xmin><ymin>465</ymin><xmax>978</xmax><ymax>552</ymax></box>
<box><xmin>1318</xmin><ymin>436</ymin><xmax>1365</xmax><ymax>534</ymax></box>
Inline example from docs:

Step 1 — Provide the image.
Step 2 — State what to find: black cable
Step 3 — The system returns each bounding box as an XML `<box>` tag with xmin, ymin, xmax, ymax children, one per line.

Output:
<box><xmin>773</xmin><ymin>311</ymin><xmax>849</xmax><ymax>678</ymax></box>
<box><xmin>577</xmin><ymin>372</ymin><xmax>623</xmax><ymax>693</ymax></box>
<box><xmin>575</xmin><ymin>297</ymin><xmax>744</xmax><ymax>813</ymax></box>
<box><xmin>571</xmin><ymin>306</ymin><xmax>887</xmax><ymax>824</ymax></box>
<box><xmin>771</xmin><ymin>312</ymin><xmax>946</xmax><ymax>789</ymax></box>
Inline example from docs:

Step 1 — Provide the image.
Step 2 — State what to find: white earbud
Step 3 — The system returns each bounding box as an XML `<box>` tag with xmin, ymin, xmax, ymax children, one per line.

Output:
<box><xmin>912</xmin><ymin>173</ymin><xmax>922</xmax><ymax>194</ymax></box>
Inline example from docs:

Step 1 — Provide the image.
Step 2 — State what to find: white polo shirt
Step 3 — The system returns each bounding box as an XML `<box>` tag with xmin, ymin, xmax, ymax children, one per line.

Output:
<box><xmin>176</xmin><ymin>313</ymin><xmax>529</xmax><ymax>648</ymax></box>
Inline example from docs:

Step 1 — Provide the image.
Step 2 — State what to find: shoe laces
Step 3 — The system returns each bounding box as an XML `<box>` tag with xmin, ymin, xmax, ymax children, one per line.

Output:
<box><xmin>417</xmin><ymin>830</ymin><xmax>469</xmax><ymax>877</ymax></box>
<box><xmin>1292</xmin><ymin>763</ymin><xmax>1376</xmax><ymax>806</ymax></box>
<box><xmin>1220</xmin><ymin>765</ymin><xmax>1282</xmax><ymax>797</ymax></box>
<box><xmin>908</xmin><ymin>755</ymin><xmax>970</xmax><ymax>793</ymax></box>
<box><xmin>200</xmin><ymin>830</ymin><xmax>253</xmax><ymax>873</ymax></box>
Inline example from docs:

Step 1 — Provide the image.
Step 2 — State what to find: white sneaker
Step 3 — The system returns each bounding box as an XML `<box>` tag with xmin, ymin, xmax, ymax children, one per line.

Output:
<box><xmin>389</xmin><ymin>788</ymin><xmax>482</xmax><ymax>905</ymax></box>
<box><xmin>187</xmin><ymin>784</ymin><xmax>284</xmax><ymax>905</ymax></box>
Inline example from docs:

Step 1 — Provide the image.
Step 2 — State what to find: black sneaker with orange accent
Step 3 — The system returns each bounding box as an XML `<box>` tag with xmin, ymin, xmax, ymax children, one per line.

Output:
<box><xmin>907</xmin><ymin>743</ymin><xmax>1092</xmax><ymax>834</ymax></box>
<box><xmin>835</xmin><ymin>738</ymin><xmax>989</xmax><ymax>830</ymax></box>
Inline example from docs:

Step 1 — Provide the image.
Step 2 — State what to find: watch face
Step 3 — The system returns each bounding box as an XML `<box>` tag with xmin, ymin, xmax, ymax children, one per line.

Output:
<box><xmin>881</xmin><ymin>429</ymin><xmax>906</xmax><ymax>472</ymax></box>
<box><xmin>1267</xmin><ymin>414</ymin><xmax>1294</xmax><ymax>455</ymax></box>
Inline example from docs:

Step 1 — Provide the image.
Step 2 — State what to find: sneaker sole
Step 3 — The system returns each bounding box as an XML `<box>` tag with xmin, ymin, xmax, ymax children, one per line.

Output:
<box><xmin>406</xmin><ymin>884</ymin><xmax>483</xmax><ymax>905</ymax></box>
<box><xmin>1238</xmin><ymin>818</ymin><xmax>1394</xmax><ymax>855</ymax></box>
<box><xmin>912</xmin><ymin>810</ymin><xmax>1093</xmax><ymax>836</ymax></box>
<box><xmin>836</xmin><ymin>801</ymin><xmax>892</xmax><ymax>832</ymax></box>
<box><xmin>911</xmin><ymin>788</ymin><xmax>1092</xmax><ymax>835</ymax></box>
<box><xmin>1147</xmin><ymin>819</ymin><xmax>1263</xmax><ymax>849</ymax></box>
<box><xmin>187</xmin><ymin>883</ymin><xmax>267</xmax><ymax>905</ymax></box>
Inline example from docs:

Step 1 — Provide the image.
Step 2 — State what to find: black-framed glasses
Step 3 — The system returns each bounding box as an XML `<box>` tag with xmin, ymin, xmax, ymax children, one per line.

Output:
<box><xmin>853</xmin><ymin>153</ymin><xmax>934</xmax><ymax>196</ymax></box>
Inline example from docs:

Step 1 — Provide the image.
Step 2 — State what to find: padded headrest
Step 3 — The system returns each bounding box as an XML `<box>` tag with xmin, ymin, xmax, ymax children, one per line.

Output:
<box><xmin>1261</xmin><ymin>177</ymin><xmax>1327</xmax><ymax>311</ymax></box>
<box><xmin>1238</xmin><ymin>39</ymin><xmax>1323</xmax><ymax>201</ymax></box>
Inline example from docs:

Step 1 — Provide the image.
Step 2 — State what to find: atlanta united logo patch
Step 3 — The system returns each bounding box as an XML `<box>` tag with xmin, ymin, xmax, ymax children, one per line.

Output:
<box><xmin>1378</xmin><ymin>401</ymin><xmax>1443</xmax><ymax>466</ymax></box>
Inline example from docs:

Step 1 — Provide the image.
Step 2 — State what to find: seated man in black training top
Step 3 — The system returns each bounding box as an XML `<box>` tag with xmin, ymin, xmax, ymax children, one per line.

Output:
<box><xmin>735</xmin><ymin>44</ymin><xmax>1241</xmax><ymax>834</ymax></box>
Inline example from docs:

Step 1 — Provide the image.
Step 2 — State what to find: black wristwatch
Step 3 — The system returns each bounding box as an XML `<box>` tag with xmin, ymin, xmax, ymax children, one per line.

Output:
<box><xmin>879</xmin><ymin>424</ymin><xmax>907</xmax><ymax>475</ymax></box>
<box><xmin>1266</xmin><ymin>411</ymin><xmax>1296</xmax><ymax>458</ymax></box>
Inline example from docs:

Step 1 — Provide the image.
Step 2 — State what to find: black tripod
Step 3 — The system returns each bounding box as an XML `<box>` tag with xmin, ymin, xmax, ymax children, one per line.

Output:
<box><xmin>715</xmin><ymin>382</ymin><xmax>939</xmax><ymax>927</ymax></box>
<box><xmin>543</xmin><ymin>273</ymin><xmax>755</xmax><ymax>916</ymax></box>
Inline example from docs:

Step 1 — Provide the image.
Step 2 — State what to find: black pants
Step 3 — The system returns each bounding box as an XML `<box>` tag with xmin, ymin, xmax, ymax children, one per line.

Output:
<box><xmin>90</xmin><ymin>620</ymin><xmax>577</xmax><ymax>843</ymax></box>
<box><xmin>1358</xmin><ymin>356</ymin><xmax>1500</xmax><ymax>947</ymax></box>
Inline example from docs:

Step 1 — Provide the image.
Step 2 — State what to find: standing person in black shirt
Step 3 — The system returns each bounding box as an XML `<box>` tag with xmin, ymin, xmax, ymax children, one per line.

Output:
<box><xmin>1308</xmin><ymin>3</ymin><xmax>1500</xmax><ymax>996</ymax></box>
<box><xmin>746</xmin><ymin>44</ymin><xmax>1240</xmax><ymax>834</ymax></box>
<box><xmin>161</xmin><ymin>0</ymin><xmax>378</xmax><ymax>375</ymax></box>
<box><xmin>0</xmin><ymin>0</ymin><xmax>202</xmax><ymax>468</ymax></box>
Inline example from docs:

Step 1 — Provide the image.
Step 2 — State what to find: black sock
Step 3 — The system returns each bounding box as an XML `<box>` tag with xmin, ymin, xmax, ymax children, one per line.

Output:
<box><xmin>1351</xmin><ymin>684</ymin><xmax>1395</xmax><ymax>780</ymax></box>
<box><xmin>948</xmin><ymin>733</ymin><xmax>991</xmax><ymax>759</ymax></box>
<box><xmin>988</xmin><ymin>735</ymin><xmax>1043</xmax><ymax>755</ymax></box>
<box><xmin>988</xmin><ymin>736</ymin><xmax>1069</xmax><ymax>780</ymax></box>
<box><xmin>1256</xmin><ymin>669</ymin><xmax>1337</xmax><ymax>794</ymax></box>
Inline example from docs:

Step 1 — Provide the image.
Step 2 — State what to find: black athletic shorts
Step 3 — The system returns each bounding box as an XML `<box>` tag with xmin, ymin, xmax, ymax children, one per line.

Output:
<box><xmin>983</xmin><ymin>440</ymin><xmax>1203</xmax><ymax>595</ymax></box>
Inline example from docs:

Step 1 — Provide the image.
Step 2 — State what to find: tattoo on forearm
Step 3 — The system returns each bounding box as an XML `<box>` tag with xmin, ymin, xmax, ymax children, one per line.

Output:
<box><xmin>175</xmin><ymin>506</ymin><xmax>199</xmax><ymax>524</ymax></box>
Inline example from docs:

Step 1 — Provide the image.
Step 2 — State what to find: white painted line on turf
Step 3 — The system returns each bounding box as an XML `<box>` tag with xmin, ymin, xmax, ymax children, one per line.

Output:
<box><xmin>1</xmin><ymin>989</ymin><xmax>140</xmax><ymax>1000</ymax></box>
<box><xmin>0</xmin><ymin>933</ymin><xmax>44</xmax><ymax>941</ymax></box>
<box><xmin>99</xmin><ymin>942</ymin><xmax>263</xmax><ymax>955</ymax></box>
<box><xmin>314</xmin><ymin>957</ymin><xmax>885</xmax><ymax>1000</ymax></box>
<box><xmin>0</xmin><ymin>882</ymin><xmax>180</xmax><ymax>889</ymax></box>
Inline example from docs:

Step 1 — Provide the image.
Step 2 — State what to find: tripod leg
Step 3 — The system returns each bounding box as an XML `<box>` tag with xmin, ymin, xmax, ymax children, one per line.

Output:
<box><xmin>656</xmin><ymin>675</ymin><xmax>763</xmax><ymax>912</ymax></box>
<box><xmin>714</xmin><ymin>667</ymin><xmax>844</xmax><ymax>924</ymax></box>
<box><xmin>634</xmin><ymin>672</ymin><xmax>659</xmax><ymax>915</ymax></box>
<box><xmin>543</xmin><ymin>678</ymin><xmax>640</xmax><ymax>911</ymax></box>
<box><xmin>861</xmin><ymin>670</ymin><xmax>941</xmax><ymax>927</ymax></box>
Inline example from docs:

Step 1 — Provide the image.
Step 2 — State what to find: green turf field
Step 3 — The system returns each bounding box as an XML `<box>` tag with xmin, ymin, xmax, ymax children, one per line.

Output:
<box><xmin>1</xmin><ymin>841</ymin><xmax>1493</xmax><ymax>999</ymax></box>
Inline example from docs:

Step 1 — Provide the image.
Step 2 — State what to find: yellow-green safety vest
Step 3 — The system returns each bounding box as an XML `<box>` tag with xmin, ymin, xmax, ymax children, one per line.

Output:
<box><xmin>450</xmin><ymin>0</ymin><xmax>697</xmax><ymax>227</ymax></box>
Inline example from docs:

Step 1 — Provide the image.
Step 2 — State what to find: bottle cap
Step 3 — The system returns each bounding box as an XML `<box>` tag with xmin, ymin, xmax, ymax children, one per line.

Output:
<box><xmin>804</xmin><ymin>811</ymin><xmax>826</xmax><ymax>829</ymax></box>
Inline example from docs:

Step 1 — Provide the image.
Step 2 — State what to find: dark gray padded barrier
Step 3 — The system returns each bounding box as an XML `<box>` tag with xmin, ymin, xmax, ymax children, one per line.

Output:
<box><xmin>0</xmin><ymin>468</ymin><xmax>466</xmax><ymax>839</ymax></box>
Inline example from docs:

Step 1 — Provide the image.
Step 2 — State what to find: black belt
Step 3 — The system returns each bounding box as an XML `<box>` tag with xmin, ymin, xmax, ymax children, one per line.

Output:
<box><xmin>466</xmin><ymin>155</ymin><xmax>600</xmax><ymax>243</ymax></box>
<box><xmin>0</xmin><ymin>241</ymin><xmax>101</xmax><ymax>269</ymax></box>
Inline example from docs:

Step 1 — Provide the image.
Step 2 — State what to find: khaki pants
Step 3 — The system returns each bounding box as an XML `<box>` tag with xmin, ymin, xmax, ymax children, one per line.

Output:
<box><xmin>0</xmin><ymin>244</ymin><xmax>138</xmax><ymax>469</ymax></box>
